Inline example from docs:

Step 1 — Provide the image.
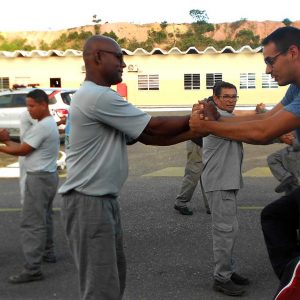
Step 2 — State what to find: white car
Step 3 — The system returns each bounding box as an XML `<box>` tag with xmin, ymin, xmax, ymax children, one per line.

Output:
<box><xmin>0</xmin><ymin>88</ymin><xmax>76</xmax><ymax>139</ymax></box>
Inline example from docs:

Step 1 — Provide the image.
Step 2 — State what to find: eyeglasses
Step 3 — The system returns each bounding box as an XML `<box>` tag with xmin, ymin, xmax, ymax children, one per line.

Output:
<box><xmin>98</xmin><ymin>49</ymin><xmax>124</xmax><ymax>63</ymax></box>
<box><xmin>264</xmin><ymin>50</ymin><xmax>287</xmax><ymax>66</ymax></box>
<box><xmin>219</xmin><ymin>95</ymin><xmax>239</xmax><ymax>101</ymax></box>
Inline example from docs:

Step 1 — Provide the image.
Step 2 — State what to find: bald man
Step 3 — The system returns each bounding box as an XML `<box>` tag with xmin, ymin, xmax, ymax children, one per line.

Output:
<box><xmin>58</xmin><ymin>36</ymin><xmax>212</xmax><ymax>300</ymax></box>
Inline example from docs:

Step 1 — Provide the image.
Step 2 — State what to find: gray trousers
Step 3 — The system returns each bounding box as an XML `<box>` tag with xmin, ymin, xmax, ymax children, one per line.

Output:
<box><xmin>61</xmin><ymin>191</ymin><xmax>126</xmax><ymax>300</ymax></box>
<box><xmin>206</xmin><ymin>190</ymin><xmax>239</xmax><ymax>282</ymax></box>
<box><xmin>267</xmin><ymin>146</ymin><xmax>300</xmax><ymax>181</ymax></box>
<box><xmin>21</xmin><ymin>171</ymin><xmax>58</xmax><ymax>274</ymax></box>
<box><xmin>175</xmin><ymin>141</ymin><xmax>209</xmax><ymax>209</ymax></box>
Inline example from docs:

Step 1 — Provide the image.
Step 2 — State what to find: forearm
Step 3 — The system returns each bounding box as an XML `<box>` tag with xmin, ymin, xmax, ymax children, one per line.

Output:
<box><xmin>0</xmin><ymin>141</ymin><xmax>31</xmax><ymax>156</ymax></box>
<box><xmin>144</xmin><ymin>115</ymin><xmax>190</xmax><ymax>136</ymax></box>
<box><xmin>138</xmin><ymin>130</ymin><xmax>199</xmax><ymax>146</ymax></box>
<box><xmin>201</xmin><ymin>120</ymin><xmax>288</xmax><ymax>144</ymax></box>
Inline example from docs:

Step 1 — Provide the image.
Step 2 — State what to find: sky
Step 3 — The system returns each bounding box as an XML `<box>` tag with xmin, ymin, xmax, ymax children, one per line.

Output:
<box><xmin>1</xmin><ymin>0</ymin><xmax>299</xmax><ymax>32</ymax></box>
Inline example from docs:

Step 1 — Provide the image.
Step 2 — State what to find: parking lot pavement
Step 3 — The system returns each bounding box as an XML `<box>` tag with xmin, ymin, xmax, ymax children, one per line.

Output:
<box><xmin>0</xmin><ymin>142</ymin><xmax>286</xmax><ymax>300</ymax></box>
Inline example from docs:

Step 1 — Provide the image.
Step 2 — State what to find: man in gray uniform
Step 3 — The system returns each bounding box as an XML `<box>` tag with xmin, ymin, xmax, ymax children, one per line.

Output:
<box><xmin>58</xmin><ymin>35</ymin><xmax>212</xmax><ymax>300</ymax></box>
<box><xmin>202</xmin><ymin>82</ymin><xmax>249</xmax><ymax>297</ymax></box>
<box><xmin>174</xmin><ymin>139</ymin><xmax>210</xmax><ymax>215</ymax></box>
<box><xmin>267</xmin><ymin>131</ymin><xmax>300</xmax><ymax>194</ymax></box>
<box><xmin>0</xmin><ymin>89</ymin><xmax>60</xmax><ymax>283</ymax></box>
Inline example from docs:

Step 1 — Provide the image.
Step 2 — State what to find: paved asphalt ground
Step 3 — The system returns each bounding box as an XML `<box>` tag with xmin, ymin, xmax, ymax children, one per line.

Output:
<box><xmin>0</xmin><ymin>118</ymin><xmax>288</xmax><ymax>300</ymax></box>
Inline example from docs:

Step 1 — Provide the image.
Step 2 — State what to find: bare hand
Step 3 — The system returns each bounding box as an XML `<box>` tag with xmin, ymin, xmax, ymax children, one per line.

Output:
<box><xmin>199</xmin><ymin>100</ymin><xmax>220</xmax><ymax>121</ymax></box>
<box><xmin>255</xmin><ymin>103</ymin><xmax>267</xmax><ymax>114</ymax></box>
<box><xmin>0</xmin><ymin>129</ymin><xmax>10</xmax><ymax>142</ymax></box>
<box><xmin>279</xmin><ymin>132</ymin><xmax>294</xmax><ymax>145</ymax></box>
<box><xmin>189</xmin><ymin>113</ymin><xmax>210</xmax><ymax>136</ymax></box>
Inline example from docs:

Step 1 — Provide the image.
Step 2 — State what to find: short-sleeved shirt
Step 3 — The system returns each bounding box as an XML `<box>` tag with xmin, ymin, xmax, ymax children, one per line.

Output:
<box><xmin>23</xmin><ymin>116</ymin><xmax>60</xmax><ymax>173</ymax></box>
<box><xmin>281</xmin><ymin>84</ymin><xmax>300</xmax><ymax>141</ymax></box>
<box><xmin>20</xmin><ymin>110</ymin><xmax>37</xmax><ymax>142</ymax></box>
<box><xmin>58</xmin><ymin>81</ymin><xmax>151</xmax><ymax>197</ymax></box>
<box><xmin>202</xmin><ymin>109</ymin><xmax>243</xmax><ymax>192</ymax></box>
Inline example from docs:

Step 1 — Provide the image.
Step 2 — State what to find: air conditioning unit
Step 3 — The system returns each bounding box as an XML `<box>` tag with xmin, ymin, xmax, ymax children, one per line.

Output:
<box><xmin>127</xmin><ymin>64</ymin><xmax>139</xmax><ymax>72</ymax></box>
<box><xmin>81</xmin><ymin>65</ymin><xmax>86</xmax><ymax>73</ymax></box>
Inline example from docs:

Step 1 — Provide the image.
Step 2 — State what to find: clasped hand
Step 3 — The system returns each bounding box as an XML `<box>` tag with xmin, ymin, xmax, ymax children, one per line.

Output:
<box><xmin>189</xmin><ymin>99</ymin><xmax>220</xmax><ymax>136</ymax></box>
<box><xmin>0</xmin><ymin>129</ymin><xmax>10</xmax><ymax>143</ymax></box>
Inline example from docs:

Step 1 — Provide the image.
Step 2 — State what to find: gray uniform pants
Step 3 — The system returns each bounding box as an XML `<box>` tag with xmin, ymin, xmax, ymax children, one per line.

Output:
<box><xmin>21</xmin><ymin>171</ymin><xmax>58</xmax><ymax>274</ymax></box>
<box><xmin>175</xmin><ymin>141</ymin><xmax>209</xmax><ymax>209</ymax></box>
<box><xmin>267</xmin><ymin>146</ymin><xmax>300</xmax><ymax>182</ymax></box>
<box><xmin>206</xmin><ymin>190</ymin><xmax>239</xmax><ymax>282</ymax></box>
<box><xmin>61</xmin><ymin>191</ymin><xmax>126</xmax><ymax>300</ymax></box>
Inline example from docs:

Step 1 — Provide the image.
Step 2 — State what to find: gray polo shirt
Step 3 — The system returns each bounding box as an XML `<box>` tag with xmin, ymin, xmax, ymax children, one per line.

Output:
<box><xmin>23</xmin><ymin>116</ymin><xmax>59</xmax><ymax>173</ymax></box>
<box><xmin>59</xmin><ymin>81</ymin><xmax>151</xmax><ymax>197</ymax></box>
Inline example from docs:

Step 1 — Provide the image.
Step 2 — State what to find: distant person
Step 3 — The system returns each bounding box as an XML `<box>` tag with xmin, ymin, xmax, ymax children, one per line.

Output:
<box><xmin>174</xmin><ymin>138</ymin><xmax>211</xmax><ymax>215</ymax></box>
<box><xmin>19</xmin><ymin>102</ymin><xmax>66</xmax><ymax>204</ymax></box>
<box><xmin>58</xmin><ymin>35</ymin><xmax>214</xmax><ymax>300</ymax></box>
<box><xmin>0</xmin><ymin>89</ymin><xmax>60</xmax><ymax>283</ymax></box>
<box><xmin>189</xmin><ymin>26</ymin><xmax>300</xmax><ymax>300</ymax></box>
<box><xmin>267</xmin><ymin>131</ymin><xmax>300</xmax><ymax>194</ymax></box>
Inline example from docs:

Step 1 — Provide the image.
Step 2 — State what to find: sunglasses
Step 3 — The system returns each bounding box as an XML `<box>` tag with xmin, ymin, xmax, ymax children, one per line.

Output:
<box><xmin>97</xmin><ymin>49</ymin><xmax>124</xmax><ymax>63</ymax></box>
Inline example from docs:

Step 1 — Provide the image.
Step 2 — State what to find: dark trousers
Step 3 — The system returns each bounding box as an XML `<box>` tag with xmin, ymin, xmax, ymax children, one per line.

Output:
<box><xmin>261</xmin><ymin>187</ymin><xmax>300</xmax><ymax>278</ymax></box>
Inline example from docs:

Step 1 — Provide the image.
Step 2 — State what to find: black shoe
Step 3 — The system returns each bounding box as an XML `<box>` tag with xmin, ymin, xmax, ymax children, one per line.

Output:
<box><xmin>8</xmin><ymin>271</ymin><xmax>44</xmax><ymax>284</ymax></box>
<box><xmin>275</xmin><ymin>176</ymin><xmax>298</xmax><ymax>193</ymax></box>
<box><xmin>43</xmin><ymin>254</ymin><xmax>57</xmax><ymax>263</ymax></box>
<box><xmin>206</xmin><ymin>208</ymin><xmax>211</xmax><ymax>215</ymax></box>
<box><xmin>274</xmin><ymin>257</ymin><xmax>300</xmax><ymax>300</ymax></box>
<box><xmin>231</xmin><ymin>272</ymin><xmax>250</xmax><ymax>285</ymax></box>
<box><xmin>174</xmin><ymin>205</ymin><xmax>193</xmax><ymax>215</ymax></box>
<box><xmin>213</xmin><ymin>279</ymin><xmax>245</xmax><ymax>296</ymax></box>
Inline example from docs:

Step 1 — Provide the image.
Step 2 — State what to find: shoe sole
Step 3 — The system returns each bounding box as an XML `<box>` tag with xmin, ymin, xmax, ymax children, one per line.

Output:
<box><xmin>9</xmin><ymin>274</ymin><xmax>44</xmax><ymax>284</ymax></box>
<box><xmin>275</xmin><ymin>261</ymin><xmax>300</xmax><ymax>300</ymax></box>
<box><xmin>213</xmin><ymin>284</ymin><xmax>245</xmax><ymax>296</ymax></box>
<box><xmin>174</xmin><ymin>205</ymin><xmax>193</xmax><ymax>215</ymax></box>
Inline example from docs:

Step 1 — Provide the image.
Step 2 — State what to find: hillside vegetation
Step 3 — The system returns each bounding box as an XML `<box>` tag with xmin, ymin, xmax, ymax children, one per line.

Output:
<box><xmin>1</xmin><ymin>19</ymin><xmax>300</xmax><ymax>52</ymax></box>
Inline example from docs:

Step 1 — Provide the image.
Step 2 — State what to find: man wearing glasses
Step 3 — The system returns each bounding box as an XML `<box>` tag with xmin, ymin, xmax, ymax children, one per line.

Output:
<box><xmin>190</xmin><ymin>26</ymin><xmax>300</xmax><ymax>300</ymax></box>
<box><xmin>201</xmin><ymin>81</ymin><xmax>249</xmax><ymax>297</ymax></box>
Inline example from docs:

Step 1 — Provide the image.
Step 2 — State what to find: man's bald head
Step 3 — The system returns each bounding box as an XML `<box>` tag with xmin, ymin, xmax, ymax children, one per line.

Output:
<box><xmin>82</xmin><ymin>35</ymin><xmax>126</xmax><ymax>86</ymax></box>
<box><xmin>83</xmin><ymin>35</ymin><xmax>120</xmax><ymax>59</ymax></box>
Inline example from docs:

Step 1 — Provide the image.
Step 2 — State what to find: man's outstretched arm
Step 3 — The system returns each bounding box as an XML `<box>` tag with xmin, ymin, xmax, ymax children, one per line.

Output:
<box><xmin>189</xmin><ymin>109</ymin><xmax>300</xmax><ymax>145</ymax></box>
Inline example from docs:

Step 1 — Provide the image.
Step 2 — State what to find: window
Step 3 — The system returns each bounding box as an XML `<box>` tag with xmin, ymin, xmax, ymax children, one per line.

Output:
<box><xmin>0</xmin><ymin>77</ymin><xmax>9</xmax><ymax>90</ymax></box>
<box><xmin>262</xmin><ymin>73</ymin><xmax>278</xmax><ymax>89</ymax></box>
<box><xmin>0</xmin><ymin>93</ymin><xmax>27</xmax><ymax>108</ymax></box>
<box><xmin>50</xmin><ymin>78</ymin><xmax>61</xmax><ymax>88</ymax></box>
<box><xmin>206</xmin><ymin>73</ymin><xmax>222</xmax><ymax>89</ymax></box>
<box><xmin>240</xmin><ymin>73</ymin><xmax>256</xmax><ymax>89</ymax></box>
<box><xmin>184</xmin><ymin>73</ymin><xmax>200</xmax><ymax>90</ymax></box>
<box><xmin>138</xmin><ymin>74</ymin><xmax>159</xmax><ymax>90</ymax></box>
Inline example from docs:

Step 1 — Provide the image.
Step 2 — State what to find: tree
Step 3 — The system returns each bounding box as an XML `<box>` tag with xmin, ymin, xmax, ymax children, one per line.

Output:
<box><xmin>160</xmin><ymin>21</ymin><xmax>168</xmax><ymax>30</ymax></box>
<box><xmin>282</xmin><ymin>18</ymin><xmax>292</xmax><ymax>26</ymax></box>
<box><xmin>92</xmin><ymin>14</ymin><xmax>101</xmax><ymax>24</ymax></box>
<box><xmin>235</xmin><ymin>29</ymin><xmax>260</xmax><ymax>47</ymax></box>
<box><xmin>189</xmin><ymin>9</ymin><xmax>208</xmax><ymax>24</ymax></box>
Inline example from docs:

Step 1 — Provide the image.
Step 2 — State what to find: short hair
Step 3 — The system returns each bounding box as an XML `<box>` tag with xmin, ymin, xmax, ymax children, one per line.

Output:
<box><xmin>27</xmin><ymin>89</ymin><xmax>49</xmax><ymax>104</ymax></box>
<box><xmin>213</xmin><ymin>81</ymin><xmax>237</xmax><ymax>97</ymax></box>
<box><xmin>262</xmin><ymin>26</ymin><xmax>300</xmax><ymax>52</ymax></box>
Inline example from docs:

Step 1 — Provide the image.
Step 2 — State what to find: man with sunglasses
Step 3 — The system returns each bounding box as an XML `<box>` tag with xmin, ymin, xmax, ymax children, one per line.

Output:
<box><xmin>58</xmin><ymin>35</ymin><xmax>215</xmax><ymax>300</ymax></box>
<box><xmin>190</xmin><ymin>26</ymin><xmax>300</xmax><ymax>300</ymax></box>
